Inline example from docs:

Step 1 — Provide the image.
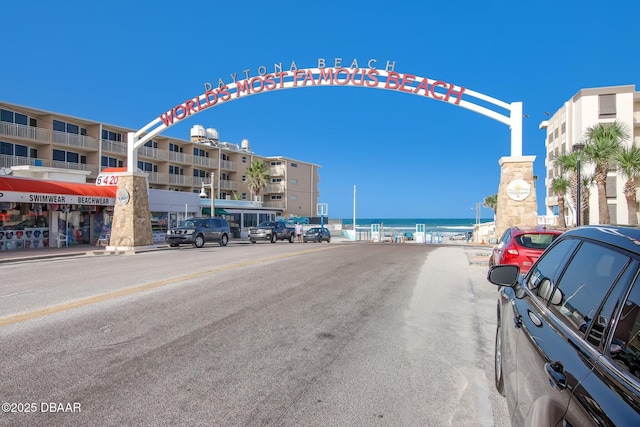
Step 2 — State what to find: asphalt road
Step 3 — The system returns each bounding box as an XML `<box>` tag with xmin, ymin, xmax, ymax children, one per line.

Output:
<box><xmin>0</xmin><ymin>242</ymin><xmax>509</xmax><ymax>426</ymax></box>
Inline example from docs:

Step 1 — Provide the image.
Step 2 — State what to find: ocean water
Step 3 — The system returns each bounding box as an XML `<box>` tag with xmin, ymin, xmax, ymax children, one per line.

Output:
<box><xmin>340</xmin><ymin>218</ymin><xmax>493</xmax><ymax>233</ymax></box>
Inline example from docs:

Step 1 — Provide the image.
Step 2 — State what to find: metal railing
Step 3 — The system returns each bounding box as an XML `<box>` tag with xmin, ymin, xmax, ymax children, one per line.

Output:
<box><xmin>52</xmin><ymin>130</ymin><xmax>99</xmax><ymax>150</ymax></box>
<box><xmin>219</xmin><ymin>179</ymin><xmax>237</xmax><ymax>191</ymax></box>
<box><xmin>168</xmin><ymin>174</ymin><xmax>193</xmax><ymax>186</ymax></box>
<box><xmin>101</xmin><ymin>139</ymin><xmax>127</xmax><ymax>154</ymax></box>
<box><xmin>192</xmin><ymin>156</ymin><xmax>216</xmax><ymax>168</ymax></box>
<box><xmin>0</xmin><ymin>155</ymin><xmax>50</xmax><ymax>168</ymax></box>
<box><xmin>220</xmin><ymin>159</ymin><xmax>237</xmax><ymax>171</ymax></box>
<box><xmin>0</xmin><ymin>122</ymin><xmax>51</xmax><ymax>143</ymax></box>
<box><xmin>169</xmin><ymin>151</ymin><xmax>194</xmax><ymax>164</ymax></box>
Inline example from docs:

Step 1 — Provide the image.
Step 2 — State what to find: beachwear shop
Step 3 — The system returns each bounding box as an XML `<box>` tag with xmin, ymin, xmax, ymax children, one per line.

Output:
<box><xmin>0</xmin><ymin>176</ymin><xmax>116</xmax><ymax>251</ymax></box>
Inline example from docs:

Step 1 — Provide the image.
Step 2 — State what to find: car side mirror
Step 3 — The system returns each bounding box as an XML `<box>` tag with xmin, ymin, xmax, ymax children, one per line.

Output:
<box><xmin>487</xmin><ymin>264</ymin><xmax>519</xmax><ymax>287</ymax></box>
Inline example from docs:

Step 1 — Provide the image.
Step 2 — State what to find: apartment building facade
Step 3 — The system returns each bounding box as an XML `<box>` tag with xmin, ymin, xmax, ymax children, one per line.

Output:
<box><xmin>541</xmin><ymin>85</ymin><xmax>640</xmax><ymax>225</ymax></box>
<box><xmin>0</xmin><ymin>101</ymin><xmax>320</xmax><ymax>250</ymax></box>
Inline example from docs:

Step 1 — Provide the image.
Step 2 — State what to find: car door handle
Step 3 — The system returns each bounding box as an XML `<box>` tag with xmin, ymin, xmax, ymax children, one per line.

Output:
<box><xmin>513</xmin><ymin>315</ymin><xmax>523</xmax><ymax>328</ymax></box>
<box><xmin>545</xmin><ymin>362</ymin><xmax>567</xmax><ymax>390</ymax></box>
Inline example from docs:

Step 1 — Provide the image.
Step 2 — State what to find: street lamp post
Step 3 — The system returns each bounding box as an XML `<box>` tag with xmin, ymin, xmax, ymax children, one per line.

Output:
<box><xmin>199</xmin><ymin>173</ymin><xmax>215</xmax><ymax>217</ymax></box>
<box><xmin>573</xmin><ymin>143</ymin><xmax>585</xmax><ymax>227</ymax></box>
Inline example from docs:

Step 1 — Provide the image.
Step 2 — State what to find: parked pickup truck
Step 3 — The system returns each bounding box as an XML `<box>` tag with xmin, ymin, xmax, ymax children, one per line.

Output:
<box><xmin>249</xmin><ymin>221</ymin><xmax>296</xmax><ymax>243</ymax></box>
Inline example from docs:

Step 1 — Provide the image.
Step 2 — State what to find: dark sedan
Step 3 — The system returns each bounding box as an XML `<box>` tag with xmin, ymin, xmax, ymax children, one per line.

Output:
<box><xmin>487</xmin><ymin>226</ymin><xmax>640</xmax><ymax>426</ymax></box>
<box><xmin>303</xmin><ymin>227</ymin><xmax>331</xmax><ymax>243</ymax></box>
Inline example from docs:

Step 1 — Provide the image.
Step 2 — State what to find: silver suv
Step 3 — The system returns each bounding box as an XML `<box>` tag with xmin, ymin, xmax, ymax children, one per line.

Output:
<box><xmin>166</xmin><ymin>217</ymin><xmax>230</xmax><ymax>248</ymax></box>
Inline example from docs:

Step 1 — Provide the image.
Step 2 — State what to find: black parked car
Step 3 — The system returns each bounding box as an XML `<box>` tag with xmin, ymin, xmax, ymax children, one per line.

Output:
<box><xmin>487</xmin><ymin>226</ymin><xmax>640</xmax><ymax>426</ymax></box>
<box><xmin>166</xmin><ymin>217</ymin><xmax>230</xmax><ymax>248</ymax></box>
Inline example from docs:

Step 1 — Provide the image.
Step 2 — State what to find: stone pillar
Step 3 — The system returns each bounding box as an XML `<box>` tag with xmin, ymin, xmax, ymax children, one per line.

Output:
<box><xmin>107</xmin><ymin>172</ymin><xmax>153</xmax><ymax>251</ymax></box>
<box><xmin>495</xmin><ymin>156</ymin><xmax>538</xmax><ymax>239</ymax></box>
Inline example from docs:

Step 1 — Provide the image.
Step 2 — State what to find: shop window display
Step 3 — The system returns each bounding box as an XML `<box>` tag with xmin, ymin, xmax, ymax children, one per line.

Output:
<box><xmin>0</xmin><ymin>203</ymin><xmax>50</xmax><ymax>250</ymax></box>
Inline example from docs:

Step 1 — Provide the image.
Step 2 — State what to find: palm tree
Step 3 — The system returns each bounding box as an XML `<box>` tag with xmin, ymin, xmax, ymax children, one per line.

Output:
<box><xmin>617</xmin><ymin>145</ymin><xmax>640</xmax><ymax>225</ymax></box>
<box><xmin>483</xmin><ymin>194</ymin><xmax>497</xmax><ymax>217</ymax></box>
<box><xmin>246</xmin><ymin>160</ymin><xmax>269</xmax><ymax>200</ymax></box>
<box><xmin>550</xmin><ymin>177</ymin><xmax>569</xmax><ymax>228</ymax></box>
<box><xmin>583</xmin><ymin>121</ymin><xmax>630</xmax><ymax>224</ymax></box>
<box><xmin>553</xmin><ymin>152</ymin><xmax>581</xmax><ymax>225</ymax></box>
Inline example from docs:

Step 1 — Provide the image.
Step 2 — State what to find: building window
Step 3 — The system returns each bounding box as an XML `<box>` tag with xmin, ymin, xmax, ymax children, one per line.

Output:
<box><xmin>270</xmin><ymin>195</ymin><xmax>282</xmax><ymax>200</ymax></box>
<box><xmin>53</xmin><ymin>119</ymin><xmax>86</xmax><ymax>135</ymax></box>
<box><xmin>290</xmin><ymin>179</ymin><xmax>297</xmax><ymax>184</ymax></box>
<box><xmin>270</xmin><ymin>161</ymin><xmax>282</xmax><ymax>166</ymax></box>
<box><xmin>193</xmin><ymin>147</ymin><xmax>208</xmax><ymax>157</ymax></box>
<box><xmin>53</xmin><ymin>149</ymin><xmax>85</xmax><ymax>164</ymax></box>
<box><xmin>1</xmin><ymin>142</ymin><xmax>35</xmax><ymax>157</ymax></box>
<box><xmin>606</xmin><ymin>175</ymin><xmax>617</xmax><ymax>198</ymax></box>
<box><xmin>101</xmin><ymin>129</ymin><xmax>123</xmax><ymax>142</ymax></box>
<box><xmin>242</xmin><ymin>175</ymin><xmax>246</xmax><ymax>182</ymax></box>
<box><xmin>241</xmin><ymin>192</ymin><xmax>247</xmax><ymax>200</ymax></box>
<box><xmin>101</xmin><ymin>156</ymin><xmax>123</xmax><ymax>168</ymax></box>
<box><xmin>291</xmin><ymin>195</ymin><xmax>298</xmax><ymax>201</ymax></box>
<box><xmin>169</xmin><ymin>165</ymin><xmax>183</xmax><ymax>175</ymax></box>
<box><xmin>193</xmin><ymin>169</ymin><xmax>208</xmax><ymax>178</ymax></box>
<box><xmin>271</xmin><ymin>178</ymin><xmax>282</xmax><ymax>183</ymax></box>
<box><xmin>242</xmin><ymin>156</ymin><xmax>247</xmax><ymax>163</ymax></box>
<box><xmin>291</xmin><ymin>162</ymin><xmax>298</xmax><ymax>167</ymax></box>
<box><xmin>138</xmin><ymin>161</ymin><xmax>158</xmax><ymax>172</ymax></box>
<box><xmin>599</xmin><ymin>94</ymin><xmax>616</xmax><ymax>118</ymax></box>
<box><xmin>561</xmin><ymin>122</ymin><xmax>566</xmax><ymax>134</ymax></box>
<box><xmin>169</xmin><ymin>143</ymin><xmax>183</xmax><ymax>153</ymax></box>
<box><xmin>0</xmin><ymin>109</ymin><xmax>28</xmax><ymax>125</ymax></box>
<box><xmin>144</xmin><ymin>140</ymin><xmax>158</xmax><ymax>149</ymax></box>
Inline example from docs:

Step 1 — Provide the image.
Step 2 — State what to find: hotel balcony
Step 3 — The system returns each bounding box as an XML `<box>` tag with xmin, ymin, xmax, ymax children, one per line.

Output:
<box><xmin>0</xmin><ymin>122</ymin><xmax>51</xmax><ymax>145</ymax></box>
<box><xmin>219</xmin><ymin>179</ymin><xmax>238</xmax><ymax>191</ymax></box>
<box><xmin>51</xmin><ymin>160</ymin><xmax>99</xmax><ymax>176</ymax></box>
<box><xmin>264</xmin><ymin>183</ymin><xmax>285</xmax><ymax>194</ymax></box>
<box><xmin>220</xmin><ymin>159</ymin><xmax>237</xmax><ymax>171</ymax></box>
<box><xmin>192</xmin><ymin>156</ymin><xmax>217</xmax><ymax>168</ymax></box>
<box><xmin>263</xmin><ymin>200</ymin><xmax>285</xmax><ymax>209</ymax></box>
<box><xmin>1</xmin><ymin>154</ymin><xmax>50</xmax><ymax>169</ymax></box>
<box><xmin>139</xmin><ymin>146</ymin><xmax>169</xmax><ymax>161</ymax></box>
<box><xmin>52</xmin><ymin>130</ymin><xmax>99</xmax><ymax>151</ymax></box>
<box><xmin>169</xmin><ymin>151</ymin><xmax>194</xmax><ymax>165</ymax></box>
<box><xmin>101</xmin><ymin>139</ymin><xmax>127</xmax><ymax>155</ymax></box>
<box><xmin>147</xmin><ymin>172</ymin><xmax>169</xmax><ymax>185</ymax></box>
<box><xmin>269</xmin><ymin>166</ymin><xmax>285</xmax><ymax>176</ymax></box>
<box><xmin>169</xmin><ymin>174</ymin><xmax>193</xmax><ymax>186</ymax></box>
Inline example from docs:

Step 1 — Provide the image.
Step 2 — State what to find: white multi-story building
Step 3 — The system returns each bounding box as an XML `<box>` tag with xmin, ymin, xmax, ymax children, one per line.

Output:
<box><xmin>540</xmin><ymin>85</ymin><xmax>640</xmax><ymax>225</ymax></box>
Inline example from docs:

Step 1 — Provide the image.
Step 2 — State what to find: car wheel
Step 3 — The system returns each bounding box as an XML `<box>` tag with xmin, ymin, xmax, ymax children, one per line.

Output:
<box><xmin>327</xmin><ymin>237</ymin><xmax>331</xmax><ymax>243</ymax></box>
<box><xmin>494</xmin><ymin>323</ymin><xmax>505</xmax><ymax>396</ymax></box>
<box><xmin>169</xmin><ymin>243</ymin><xmax>178</xmax><ymax>248</ymax></box>
<box><xmin>271</xmin><ymin>234</ymin><xmax>277</xmax><ymax>243</ymax></box>
<box><xmin>194</xmin><ymin>234</ymin><xmax>205</xmax><ymax>248</ymax></box>
<box><xmin>220</xmin><ymin>234</ymin><xmax>228</xmax><ymax>247</ymax></box>
<box><xmin>289</xmin><ymin>234</ymin><xmax>295</xmax><ymax>243</ymax></box>
<box><xmin>250</xmin><ymin>240</ymin><xmax>256</xmax><ymax>244</ymax></box>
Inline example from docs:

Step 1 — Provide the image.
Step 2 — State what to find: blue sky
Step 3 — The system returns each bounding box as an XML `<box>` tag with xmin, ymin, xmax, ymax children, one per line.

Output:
<box><xmin>2</xmin><ymin>0</ymin><xmax>639</xmax><ymax>219</ymax></box>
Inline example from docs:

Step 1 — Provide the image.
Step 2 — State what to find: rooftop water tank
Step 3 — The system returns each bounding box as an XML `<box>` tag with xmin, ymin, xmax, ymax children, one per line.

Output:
<box><xmin>190</xmin><ymin>125</ymin><xmax>205</xmax><ymax>142</ymax></box>
<box><xmin>241</xmin><ymin>139</ymin><xmax>250</xmax><ymax>151</ymax></box>
<box><xmin>206</xmin><ymin>128</ymin><xmax>219</xmax><ymax>141</ymax></box>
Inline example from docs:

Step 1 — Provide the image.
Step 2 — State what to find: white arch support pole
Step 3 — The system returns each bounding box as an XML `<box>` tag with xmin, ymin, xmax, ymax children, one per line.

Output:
<box><xmin>127</xmin><ymin>132</ymin><xmax>138</xmax><ymax>173</ymax></box>
<box><xmin>509</xmin><ymin>102</ymin><xmax>523</xmax><ymax>157</ymax></box>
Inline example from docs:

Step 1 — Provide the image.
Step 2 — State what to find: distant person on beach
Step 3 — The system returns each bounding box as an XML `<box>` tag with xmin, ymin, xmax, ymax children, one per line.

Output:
<box><xmin>295</xmin><ymin>222</ymin><xmax>303</xmax><ymax>242</ymax></box>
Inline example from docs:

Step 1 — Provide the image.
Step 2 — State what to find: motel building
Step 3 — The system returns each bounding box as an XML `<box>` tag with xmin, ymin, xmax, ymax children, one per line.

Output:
<box><xmin>0</xmin><ymin>102</ymin><xmax>321</xmax><ymax>252</ymax></box>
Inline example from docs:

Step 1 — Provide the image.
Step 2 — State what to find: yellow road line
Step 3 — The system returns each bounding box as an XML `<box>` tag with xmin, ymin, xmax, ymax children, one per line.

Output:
<box><xmin>0</xmin><ymin>245</ymin><xmax>337</xmax><ymax>327</ymax></box>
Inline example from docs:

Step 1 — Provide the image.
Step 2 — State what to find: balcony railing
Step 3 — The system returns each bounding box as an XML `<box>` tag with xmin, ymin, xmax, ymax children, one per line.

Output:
<box><xmin>192</xmin><ymin>155</ymin><xmax>216</xmax><ymax>168</ymax></box>
<box><xmin>169</xmin><ymin>174</ymin><xmax>193</xmax><ymax>186</ymax></box>
<box><xmin>0</xmin><ymin>155</ymin><xmax>50</xmax><ymax>169</ymax></box>
<box><xmin>169</xmin><ymin>151</ymin><xmax>194</xmax><ymax>164</ymax></box>
<box><xmin>146</xmin><ymin>172</ymin><xmax>169</xmax><ymax>185</ymax></box>
<box><xmin>51</xmin><ymin>161</ymin><xmax>98</xmax><ymax>175</ymax></box>
<box><xmin>101</xmin><ymin>139</ymin><xmax>127</xmax><ymax>154</ymax></box>
<box><xmin>139</xmin><ymin>146</ymin><xmax>168</xmax><ymax>161</ymax></box>
<box><xmin>262</xmin><ymin>201</ymin><xmax>285</xmax><ymax>209</ymax></box>
<box><xmin>52</xmin><ymin>130</ymin><xmax>99</xmax><ymax>150</ymax></box>
<box><xmin>0</xmin><ymin>122</ymin><xmax>51</xmax><ymax>144</ymax></box>
<box><xmin>269</xmin><ymin>166</ymin><xmax>285</xmax><ymax>176</ymax></box>
<box><xmin>219</xmin><ymin>179</ymin><xmax>238</xmax><ymax>191</ymax></box>
<box><xmin>264</xmin><ymin>184</ymin><xmax>285</xmax><ymax>194</ymax></box>
<box><xmin>220</xmin><ymin>159</ymin><xmax>237</xmax><ymax>171</ymax></box>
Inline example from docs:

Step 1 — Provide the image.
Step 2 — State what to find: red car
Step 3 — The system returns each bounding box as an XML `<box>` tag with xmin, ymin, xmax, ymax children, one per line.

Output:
<box><xmin>489</xmin><ymin>226</ymin><xmax>563</xmax><ymax>273</ymax></box>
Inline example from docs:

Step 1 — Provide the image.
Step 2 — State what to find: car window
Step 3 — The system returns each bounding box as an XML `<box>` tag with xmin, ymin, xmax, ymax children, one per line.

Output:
<box><xmin>547</xmin><ymin>241</ymin><xmax>630</xmax><ymax>337</ymax></box>
<box><xmin>516</xmin><ymin>233</ymin><xmax>558</xmax><ymax>250</ymax></box>
<box><xmin>212</xmin><ymin>219</ymin><xmax>221</xmax><ymax>228</ymax></box>
<box><xmin>500</xmin><ymin>229</ymin><xmax>511</xmax><ymax>246</ymax></box>
<box><xmin>609</xmin><ymin>272</ymin><xmax>640</xmax><ymax>379</ymax></box>
<box><xmin>528</xmin><ymin>238</ymin><xmax>579</xmax><ymax>292</ymax></box>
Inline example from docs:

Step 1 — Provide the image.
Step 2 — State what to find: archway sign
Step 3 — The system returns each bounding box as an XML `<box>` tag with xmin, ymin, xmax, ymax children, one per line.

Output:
<box><xmin>109</xmin><ymin>58</ymin><xmax>532</xmax><ymax>250</ymax></box>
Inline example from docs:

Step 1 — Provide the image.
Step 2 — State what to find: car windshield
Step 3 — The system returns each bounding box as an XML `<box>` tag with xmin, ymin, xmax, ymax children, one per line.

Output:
<box><xmin>516</xmin><ymin>233</ymin><xmax>559</xmax><ymax>249</ymax></box>
<box><xmin>181</xmin><ymin>219</ymin><xmax>205</xmax><ymax>228</ymax></box>
<box><xmin>307</xmin><ymin>228</ymin><xmax>320</xmax><ymax>233</ymax></box>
